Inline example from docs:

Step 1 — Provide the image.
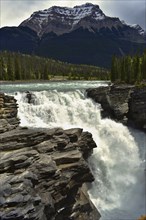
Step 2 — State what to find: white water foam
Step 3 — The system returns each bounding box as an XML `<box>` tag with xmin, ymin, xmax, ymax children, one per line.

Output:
<box><xmin>15</xmin><ymin>89</ymin><xmax>146</xmax><ymax>219</ymax></box>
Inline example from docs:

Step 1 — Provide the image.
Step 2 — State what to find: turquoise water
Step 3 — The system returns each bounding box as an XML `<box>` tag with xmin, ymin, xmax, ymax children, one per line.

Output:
<box><xmin>0</xmin><ymin>80</ymin><xmax>109</xmax><ymax>93</ymax></box>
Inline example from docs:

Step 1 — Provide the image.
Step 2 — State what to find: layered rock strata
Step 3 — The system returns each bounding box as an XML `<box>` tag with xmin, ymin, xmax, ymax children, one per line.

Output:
<box><xmin>0</xmin><ymin>93</ymin><xmax>100</xmax><ymax>220</ymax></box>
<box><xmin>0</xmin><ymin>93</ymin><xmax>20</xmax><ymax>133</ymax></box>
<box><xmin>87</xmin><ymin>85</ymin><xmax>146</xmax><ymax>131</ymax></box>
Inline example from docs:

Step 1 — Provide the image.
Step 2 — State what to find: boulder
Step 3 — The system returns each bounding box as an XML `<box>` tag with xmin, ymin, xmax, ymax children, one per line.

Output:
<box><xmin>25</xmin><ymin>91</ymin><xmax>36</xmax><ymax>104</ymax></box>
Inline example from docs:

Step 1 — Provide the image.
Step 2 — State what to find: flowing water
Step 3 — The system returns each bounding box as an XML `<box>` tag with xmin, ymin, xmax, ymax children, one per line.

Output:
<box><xmin>1</xmin><ymin>81</ymin><xmax>145</xmax><ymax>219</ymax></box>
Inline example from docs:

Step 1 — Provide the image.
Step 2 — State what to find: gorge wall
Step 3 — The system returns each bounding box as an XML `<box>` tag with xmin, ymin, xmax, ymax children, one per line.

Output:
<box><xmin>0</xmin><ymin>93</ymin><xmax>100</xmax><ymax>220</ymax></box>
<box><xmin>87</xmin><ymin>85</ymin><xmax>146</xmax><ymax>131</ymax></box>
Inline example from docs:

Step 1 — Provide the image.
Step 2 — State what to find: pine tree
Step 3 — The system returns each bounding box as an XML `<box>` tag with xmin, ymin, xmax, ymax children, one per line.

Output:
<box><xmin>125</xmin><ymin>56</ymin><xmax>132</xmax><ymax>84</ymax></box>
<box><xmin>42</xmin><ymin>63</ymin><xmax>49</xmax><ymax>80</ymax></box>
<box><xmin>137</xmin><ymin>57</ymin><xmax>142</xmax><ymax>83</ymax></box>
<box><xmin>111</xmin><ymin>56</ymin><xmax>116</xmax><ymax>82</ymax></box>
<box><xmin>141</xmin><ymin>51</ymin><xmax>146</xmax><ymax>80</ymax></box>
<box><xmin>7</xmin><ymin>54</ymin><xmax>15</xmax><ymax>80</ymax></box>
<box><xmin>14</xmin><ymin>55</ymin><xmax>21</xmax><ymax>80</ymax></box>
<box><xmin>0</xmin><ymin>57</ymin><xmax>7</xmax><ymax>80</ymax></box>
<box><xmin>121</xmin><ymin>58</ymin><xmax>126</xmax><ymax>82</ymax></box>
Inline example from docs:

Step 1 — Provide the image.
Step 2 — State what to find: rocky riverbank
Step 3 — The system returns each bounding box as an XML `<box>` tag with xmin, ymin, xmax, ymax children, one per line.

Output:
<box><xmin>0</xmin><ymin>93</ymin><xmax>100</xmax><ymax>220</ymax></box>
<box><xmin>87</xmin><ymin>85</ymin><xmax>146</xmax><ymax>131</ymax></box>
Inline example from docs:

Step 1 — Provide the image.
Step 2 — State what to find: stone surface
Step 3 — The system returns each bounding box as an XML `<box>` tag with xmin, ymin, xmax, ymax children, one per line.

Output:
<box><xmin>128</xmin><ymin>87</ymin><xmax>146</xmax><ymax>129</ymax></box>
<box><xmin>0</xmin><ymin>93</ymin><xmax>100</xmax><ymax>220</ymax></box>
<box><xmin>0</xmin><ymin>93</ymin><xmax>20</xmax><ymax>133</ymax></box>
<box><xmin>87</xmin><ymin>85</ymin><xmax>146</xmax><ymax>131</ymax></box>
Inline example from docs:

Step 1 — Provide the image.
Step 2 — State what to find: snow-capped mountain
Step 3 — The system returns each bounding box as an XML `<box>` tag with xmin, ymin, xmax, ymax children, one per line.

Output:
<box><xmin>121</xmin><ymin>21</ymin><xmax>145</xmax><ymax>36</ymax></box>
<box><xmin>20</xmin><ymin>3</ymin><xmax>124</xmax><ymax>37</ymax></box>
<box><xmin>129</xmin><ymin>24</ymin><xmax>145</xmax><ymax>36</ymax></box>
<box><xmin>20</xmin><ymin>3</ymin><xmax>145</xmax><ymax>40</ymax></box>
<box><xmin>0</xmin><ymin>3</ymin><xmax>145</xmax><ymax>68</ymax></box>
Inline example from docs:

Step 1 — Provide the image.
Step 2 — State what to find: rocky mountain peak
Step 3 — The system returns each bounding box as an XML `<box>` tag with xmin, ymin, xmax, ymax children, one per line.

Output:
<box><xmin>121</xmin><ymin>20</ymin><xmax>145</xmax><ymax>36</ymax></box>
<box><xmin>19</xmin><ymin>3</ymin><xmax>107</xmax><ymax>37</ymax></box>
<box><xmin>19</xmin><ymin>3</ymin><xmax>145</xmax><ymax>40</ymax></box>
<box><xmin>130</xmin><ymin>24</ymin><xmax>145</xmax><ymax>36</ymax></box>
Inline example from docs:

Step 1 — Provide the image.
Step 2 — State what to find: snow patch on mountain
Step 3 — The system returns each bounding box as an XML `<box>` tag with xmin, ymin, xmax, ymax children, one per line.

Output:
<box><xmin>20</xmin><ymin>3</ymin><xmax>106</xmax><ymax>36</ymax></box>
<box><xmin>20</xmin><ymin>3</ymin><xmax>145</xmax><ymax>41</ymax></box>
<box><xmin>29</xmin><ymin>3</ymin><xmax>105</xmax><ymax>25</ymax></box>
<box><xmin>130</xmin><ymin>24</ymin><xmax>145</xmax><ymax>35</ymax></box>
<box><xmin>121</xmin><ymin>20</ymin><xmax>144</xmax><ymax>36</ymax></box>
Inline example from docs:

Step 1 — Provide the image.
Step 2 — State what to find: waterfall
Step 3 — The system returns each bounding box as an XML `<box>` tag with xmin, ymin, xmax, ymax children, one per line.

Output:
<box><xmin>14</xmin><ymin>89</ymin><xmax>145</xmax><ymax>220</ymax></box>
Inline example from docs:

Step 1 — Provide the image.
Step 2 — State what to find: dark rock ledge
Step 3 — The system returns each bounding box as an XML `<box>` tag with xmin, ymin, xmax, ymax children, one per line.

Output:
<box><xmin>0</xmin><ymin>93</ymin><xmax>100</xmax><ymax>220</ymax></box>
<box><xmin>0</xmin><ymin>93</ymin><xmax>20</xmax><ymax>133</ymax></box>
<box><xmin>87</xmin><ymin>85</ymin><xmax>146</xmax><ymax>131</ymax></box>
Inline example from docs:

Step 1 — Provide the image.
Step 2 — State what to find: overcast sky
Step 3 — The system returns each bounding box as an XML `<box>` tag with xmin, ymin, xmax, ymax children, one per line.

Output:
<box><xmin>0</xmin><ymin>0</ymin><xmax>146</xmax><ymax>30</ymax></box>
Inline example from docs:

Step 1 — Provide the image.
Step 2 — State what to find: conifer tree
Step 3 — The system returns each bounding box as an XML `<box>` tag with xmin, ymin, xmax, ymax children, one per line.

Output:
<box><xmin>141</xmin><ymin>51</ymin><xmax>146</xmax><ymax>80</ymax></box>
<box><xmin>0</xmin><ymin>57</ymin><xmax>7</xmax><ymax>80</ymax></box>
<box><xmin>7</xmin><ymin>54</ymin><xmax>15</xmax><ymax>80</ymax></box>
<box><xmin>121</xmin><ymin>58</ymin><xmax>126</xmax><ymax>82</ymax></box>
<box><xmin>111</xmin><ymin>56</ymin><xmax>116</xmax><ymax>82</ymax></box>
<box><xmin>125</xmin><ymin>56</ymin><xmax>132</xmax><ymax>84</ymax></box>
<box><xmin>14</xmin><ymin>55</ymin><xmax>21</xmax><ymax>80</ymax></box>
<box><xmin>111</xmin><ymin>51</ymin><xmax>146</xmax><ymax>84</ymax></box>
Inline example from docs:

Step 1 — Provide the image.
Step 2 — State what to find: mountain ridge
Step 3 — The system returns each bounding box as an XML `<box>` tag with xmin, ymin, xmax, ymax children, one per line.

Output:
<box><xmin>19</xmin><ymin>3</ymin><xmax>145</xmax><ymax>40</ymax></box>
<box><xmin>0</xmin><ymin>3</ymin><xmax>146</xmax><ymax>68</ymax></box>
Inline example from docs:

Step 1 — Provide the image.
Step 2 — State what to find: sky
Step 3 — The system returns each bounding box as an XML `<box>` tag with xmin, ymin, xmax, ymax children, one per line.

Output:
<box><xmin>0</xmin><ymin>0</ymin><xmax>146</xmax><ymax>30</ymax></box>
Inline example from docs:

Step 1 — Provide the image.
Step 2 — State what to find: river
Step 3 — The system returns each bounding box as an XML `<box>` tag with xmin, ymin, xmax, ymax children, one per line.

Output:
<box><xmin>1</xmin><ymin>81</ymin><xmax>145</xmax><ymax>219</ymax></box>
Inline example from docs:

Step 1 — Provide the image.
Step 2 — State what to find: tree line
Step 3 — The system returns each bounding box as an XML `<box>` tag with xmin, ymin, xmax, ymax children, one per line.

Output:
<box><xmin>0</xmin><ymin>51</ymin><xmax>110</xmax><ymax>81</ymax></box>
<box><xmin>110</xmin><ymin>51</ymin><xmax>146</xmax><ymax>84</ymax></box>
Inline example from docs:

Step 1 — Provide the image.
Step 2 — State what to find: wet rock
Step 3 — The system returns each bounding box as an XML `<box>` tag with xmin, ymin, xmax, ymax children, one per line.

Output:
<box><xmin>0</xmin><ymin>93</ymin><xmax>100</xmax><ymax>220</ymax></box>
<box><xmin>0</xmin><ymin>127</ymin><xmax>98</xmax><ymax>220</ymax></box>
<box><xmin>128</xmin><ymin>87</ymin><xmax>146</xmax><ymax>130</ymax></box>
<box><xmin>0</xmin><ymin>93</ymin><xmax>19</xmax><ymax>133</ymax></box>
<box><xmin>25</xmin><ymin>91</ymin><xmax>36</xmax><ymax>104</ymax></box>
<box><xmin>87</xmin><ymin>85</ymin><xmax>146</xmax><ymax>131</ymax></box>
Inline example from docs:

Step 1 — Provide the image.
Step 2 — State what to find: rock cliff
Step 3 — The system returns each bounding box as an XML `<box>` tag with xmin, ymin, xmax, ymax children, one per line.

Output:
<box><xmin>0</xmin><ymin>93</ymin><xmax>100</xmax><ymax>220</ymax></box>
<box><xmin>128</xmin><ymin>86</ymin><xmax>146</xmax><ymax>130</ymax></box>
<box><xmin>87</xmin><ymin>85</ymin><xmax>146</xmax><ymax>131</ymax></box>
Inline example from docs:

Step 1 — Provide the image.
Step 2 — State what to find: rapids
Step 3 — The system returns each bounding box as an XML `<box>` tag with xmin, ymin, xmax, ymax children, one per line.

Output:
<box><xmin>1</xmin><ymin>81</ymin><xmax>145</xmax><ymax>219</ymax></box>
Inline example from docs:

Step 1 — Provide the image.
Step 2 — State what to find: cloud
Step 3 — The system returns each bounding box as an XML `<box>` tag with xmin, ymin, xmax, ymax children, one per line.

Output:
<box><xmin>101</xmin><ymin>0</ymin><xmax>146</xmax><ymax>29</ymax></box>
<box><xmin>0</xmin><ymin>0</ymin><xmax>145</xmax><ymax>29</ymax></box>
<box><xmin>1</xmin><ymin>0</ymin><xmax>48</xmax><ymax>27</ymax></box>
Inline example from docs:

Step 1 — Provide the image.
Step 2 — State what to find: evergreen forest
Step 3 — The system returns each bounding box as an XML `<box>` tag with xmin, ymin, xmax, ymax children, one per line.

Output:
<box><xmin>0</xmin><ymin>51</ymin><xmax>109</xmax><ymax>81</ymax></box>
<box><xmin>110</xmin><ymin>51</ymin><xmax>146</xmax><ymax>84</ymax></box>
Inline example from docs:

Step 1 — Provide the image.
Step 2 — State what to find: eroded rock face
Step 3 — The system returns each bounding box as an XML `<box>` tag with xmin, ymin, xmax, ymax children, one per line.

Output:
<box><xmin>0</xmin><ymin>93</ymin><xmax>20</xmax><ymax>133</ymax></box>
<box><xmin>0</xmin><ymin>93</ymin><xmax>100</xmax><ymax>220</ymax></box>
<box><xmin>87</xmin><ymin>85</ymin><xmax>146</xmax><ymax>131</ymax></box>
<box><xmin>128</xmin><ymin>87</ymin><xmax>146</xmax><ymax>130</ymax></box>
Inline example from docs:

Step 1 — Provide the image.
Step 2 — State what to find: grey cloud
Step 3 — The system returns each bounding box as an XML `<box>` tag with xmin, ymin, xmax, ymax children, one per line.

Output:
<box><xmin>102</xmin><ymin>0</ymin><xmax>145</xmax><ymax>29</ymax></box>
<box><xmin>1</xmin><ymin>0</ymin><xmax>145</xmax><ymax>30</ymax></box>
<box><xmin>1</xmin><ymin>0</ymin><xmax>50</xmax><ymax>27</ymax></box>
